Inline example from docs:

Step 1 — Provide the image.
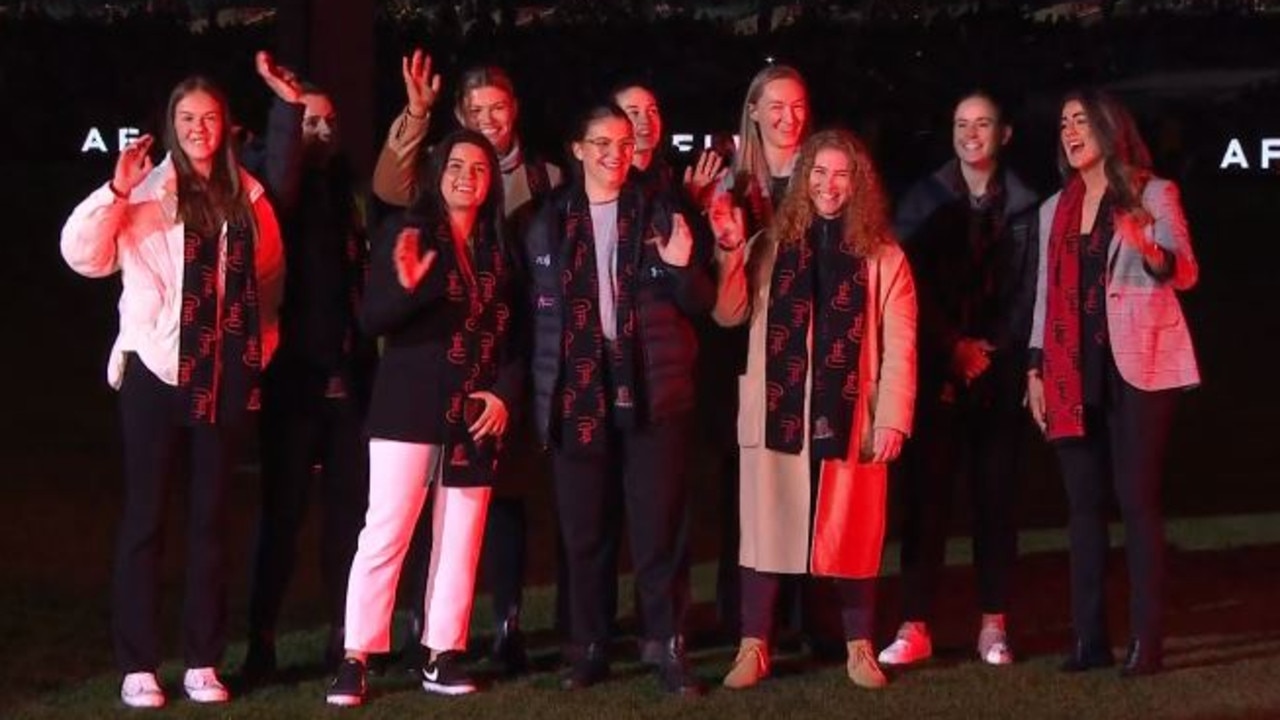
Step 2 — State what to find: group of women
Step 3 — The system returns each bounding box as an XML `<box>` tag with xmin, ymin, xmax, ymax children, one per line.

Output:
<box><xmin>60</xmin><ymin>46</ymin><xmax>1199</xmax><ymax>709</ymax></box>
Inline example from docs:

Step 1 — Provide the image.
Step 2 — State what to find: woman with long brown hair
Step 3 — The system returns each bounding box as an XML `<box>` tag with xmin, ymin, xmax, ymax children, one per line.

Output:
<box><xmin>326</xmin><ymin>129</ymin><xmax>524</xmax><ymax>706</ymax></box>
<box><xmin>711</xmin><ymin>129</ymin><xmax>917</xmax><ymax>690</ymax></box>
<box><xmin>1027</xmin><ymin>89</ymin><xmax>1199</xmax><ymax>677</ymax></box>
<box><xmin>61</xmin><ymin>76</ymin><xmax>284</xmax><ymax>708</ymax></box>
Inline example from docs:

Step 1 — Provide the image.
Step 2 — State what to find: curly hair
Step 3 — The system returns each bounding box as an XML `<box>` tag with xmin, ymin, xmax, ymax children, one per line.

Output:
<box><xmin>769</xmin><ymin>129</ymin><xmax>893</xmax><ymax>259</ymax></box>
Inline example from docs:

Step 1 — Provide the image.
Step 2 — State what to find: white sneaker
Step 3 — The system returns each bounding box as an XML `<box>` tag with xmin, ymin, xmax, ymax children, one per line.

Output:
<box><xmin>182</xmin><ymin>667</ymin><xmax>230</xmax><ymax>703</ymax></box>
<box><xmin>120</xmin><ymin>672</ymin><xmax>166</xmax><ymax>709</ymax></box>
<box><xmin>877</xmin><ymin>622</ymin><xmax>933</xmax><ymax>666</ymax></box>
<box><xmin>978</xmin><ymin>624</ymin><xmax>1015</xmax><ymax>665</ymax></box>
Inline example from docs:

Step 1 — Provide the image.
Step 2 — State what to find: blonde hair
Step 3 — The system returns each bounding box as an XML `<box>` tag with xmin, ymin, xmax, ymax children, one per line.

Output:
<box><xmin>770</xmin><ymin>129</ymin><xmax>892</xmax><ymax>259</ymax></box>
<box><xmin>733</xmin><ymin>65</ymin><xmax>810</xmax><ymax>197</ymax></box>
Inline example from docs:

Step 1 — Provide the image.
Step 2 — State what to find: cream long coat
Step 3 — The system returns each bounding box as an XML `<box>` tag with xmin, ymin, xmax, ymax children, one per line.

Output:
<box><xmin>714</xmin><ymin>231</ymin><xmax>917</xmax><ymax>579</ymax></box>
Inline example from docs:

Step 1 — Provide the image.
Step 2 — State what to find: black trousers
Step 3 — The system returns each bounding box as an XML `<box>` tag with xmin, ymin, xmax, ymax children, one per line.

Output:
<box><xmin>114</xmin><ymin>357</ymin><xmax>244</xmax><ymax>672</ymax></box>
<box><xmin>898</xmin><ymin>363</ymin><xmax>1023</xmax><ymax>622</ymax></box>
<box><xmin>248</xmin><ymin>362</ymin><xmax>369</xmax><ymax>649</ymax></box>
<box><xmin>1054</xmin><ymin>359</ymin><xmax>1179</xmax><ymax>652</ymax></box>
<box><xmin>741</xmin><ymin>567</ymin><xmax>876</xmax><ymax>642</ymax></box>
<box><xmin>552</xmin><ymin>415</ymin><xmax>693</xmax><ymax>647</ymax></box>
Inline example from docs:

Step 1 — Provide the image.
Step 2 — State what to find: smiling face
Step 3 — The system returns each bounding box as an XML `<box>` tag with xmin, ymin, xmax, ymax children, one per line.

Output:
<box><xmin>1060</xmin><ymin>99</ymin><xmax>1103</xmax><ymax>172</ymax></box>
<box><xmin>301</xmin><ymin>92</ymin><xmax>337</xmax><ymax>150</ymax></box>
<box><xmin>750</xmin><ymin>77</ymin><xmax>808</xmax><ymax>153</ymax></box>
<box><xmin>615</xmin><ymin>85</ymin><xmax>662</xmax><ymax>156</ymax></box>
<box><xmin>953</xmin><ymin>95</ymin><xmax>1007</xmax><ymax>171</ymax></box>
<box><xmin>173</xmin><ymin>90</ymin><xmax>224</xmax><ymax>175</ymax></box>
<box><xmin>439</xmin><ymin>141</ymin><xmax>492</xmax><ymax>213</ymax></box>
<box><xmin>808</xmin><ymin>147</ymin><xmax>853</xmax><ymax>219</ymax></box>
<box><xmin>572</xmin><ymin>115</ymin><xmax>635</xmax><ymax>195</ymax></box>
<box><xmin>461</xmin><ymin>85</ymin><xmax>517</xmax><ymax>156</ymax></box>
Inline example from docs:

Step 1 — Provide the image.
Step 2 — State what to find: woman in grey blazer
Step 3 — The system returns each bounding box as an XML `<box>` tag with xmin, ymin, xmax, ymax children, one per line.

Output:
<box><xmin>1026</xmin><ymin>89</ymin><xmax>1199</xmax><ymax>677</ymax></box>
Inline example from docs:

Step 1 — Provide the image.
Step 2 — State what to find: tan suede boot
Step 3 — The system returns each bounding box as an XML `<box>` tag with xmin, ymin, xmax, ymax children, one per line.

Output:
<box><xmin>846</xmin><ymin>639</ymin><xmax>888</xmax><ymax>689</ymax></box>
<box><xmin>722</xmin><ymin>637</ymin><xmax>770</xmax><ymax>689</ymax></box>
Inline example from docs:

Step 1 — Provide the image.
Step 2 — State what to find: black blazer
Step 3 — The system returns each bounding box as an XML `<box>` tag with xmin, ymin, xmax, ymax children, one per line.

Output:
<box><xmin>360</xmin><ymin>216</ymin><xmax>524</xmax><ymax>486</ymax></box>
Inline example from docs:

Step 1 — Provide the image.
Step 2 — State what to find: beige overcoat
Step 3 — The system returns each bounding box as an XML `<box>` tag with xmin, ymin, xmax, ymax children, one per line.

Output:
<box><xmin>714</xmin><ymin>231</ymin><xmax>917</xmax><ymax>578</ymax></box>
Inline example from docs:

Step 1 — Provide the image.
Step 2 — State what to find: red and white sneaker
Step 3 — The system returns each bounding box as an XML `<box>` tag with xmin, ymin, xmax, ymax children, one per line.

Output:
<box><xmin>120</xmin><ymin>672</ymin><xmax>166</xmax><ymax>709</ymax></box>
<box><xmin>182</xmin><ymin>667</ymin><xmax>229</xmax><ymax>703</ymax></box>
<box><xmin>877</xmin><ymin>622</ymin><xmax>933</xmax><ymax>666</ymax></box>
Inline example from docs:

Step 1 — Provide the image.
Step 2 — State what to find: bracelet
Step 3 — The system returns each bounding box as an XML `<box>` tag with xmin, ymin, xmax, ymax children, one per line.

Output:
<box><xmin>405</xmin><ymin>105</ymin><xmax>430</xmax><ymax>120</ymax></box>
<box><xmin>108</xmin><ymin>181</ymin><xmax>129</xmax><ymax>201</ymax></box>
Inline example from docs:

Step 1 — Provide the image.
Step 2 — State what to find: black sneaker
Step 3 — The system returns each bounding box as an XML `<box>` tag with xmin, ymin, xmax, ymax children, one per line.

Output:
<box><xmin>326</xmin><ymin>658</ymin><xmax>367</xmax><ymax>707</ymax></box>
<box><xmin>421</xmin><ymin>651</ymin><xmax>478</xmax><ymax>696</ymax></box>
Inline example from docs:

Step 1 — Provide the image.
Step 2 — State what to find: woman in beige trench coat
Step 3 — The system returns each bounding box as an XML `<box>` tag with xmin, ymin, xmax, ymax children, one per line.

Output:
<box><xmin>709</xmin><ymin>129</ymin><xmax>917</xmax><ymax>690</ymax></box>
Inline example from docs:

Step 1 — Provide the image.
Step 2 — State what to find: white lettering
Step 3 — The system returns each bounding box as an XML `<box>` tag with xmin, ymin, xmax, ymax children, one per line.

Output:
<box><xmin>81</xmin><ymin>128</ymin><xmax>108</xmax><ymax>154</ymax></box>
<box><xmin>1262</xmin><ymin>139</ymin><xmax>1280</xmax><ymax>170</ymax></box>
<box><xmin>671</xmin><ymin>133</ymin><xmax>694</xmax><ymax>153</ymax></box>
<box><xmin>118</xmin><ymin>127</ymin><xmax>141</xmax><ymax>151</ymax></box>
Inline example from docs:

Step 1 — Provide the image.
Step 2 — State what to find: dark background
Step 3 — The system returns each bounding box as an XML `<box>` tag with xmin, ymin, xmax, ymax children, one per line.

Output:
<box><xmin>1</xmin><ymin>5</ymin><xmax>1278</xmax><ymax>676</ymax></box>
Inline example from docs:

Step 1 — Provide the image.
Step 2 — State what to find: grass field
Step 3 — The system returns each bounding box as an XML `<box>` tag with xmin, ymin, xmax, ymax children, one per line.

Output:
<box><xmin>7</xmin><ymin>513</ymin><xmax>1280</xmax><ymax>719</ymax></box>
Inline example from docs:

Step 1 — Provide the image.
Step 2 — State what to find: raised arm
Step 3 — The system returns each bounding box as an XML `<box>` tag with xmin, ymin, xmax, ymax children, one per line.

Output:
<box><xmin>371</xmin><ymin>49</ymin><xmax>440</xmax><ymax>207</ymax></box>
<box><xmin>61</xmin><ymin>134</ymin><xmax>155</xmax><ymax>278</ymax></box>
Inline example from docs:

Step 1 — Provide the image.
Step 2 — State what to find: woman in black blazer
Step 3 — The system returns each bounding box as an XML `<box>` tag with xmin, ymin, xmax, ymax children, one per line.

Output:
<box><xmin>326</xmin><ymin>129</ymin><xmax>524</xmax><ymax>706</ymax></box>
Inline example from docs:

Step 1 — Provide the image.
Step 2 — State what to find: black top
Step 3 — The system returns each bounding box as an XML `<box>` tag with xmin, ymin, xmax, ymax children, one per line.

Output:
<box><xmin>895</xmin><ymin>160</ymin><xmax>1040</xmax><ymax>391</ymax></box>
<box><xmin>1081</xmin><ymin>195</ymin><xmax>1115</xmax><ymax>408</ymax></box>
<box><xmin>360</xmin><ymin>217</ymin><xmax>525</xmax><ymax>486</ymax></box>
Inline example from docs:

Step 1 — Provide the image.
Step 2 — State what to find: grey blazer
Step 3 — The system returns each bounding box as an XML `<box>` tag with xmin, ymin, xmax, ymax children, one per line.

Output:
<box><xmin>1030</xmin><ymin>177</ymin><xmax>1200</xmax><ymax>391</ymax></box>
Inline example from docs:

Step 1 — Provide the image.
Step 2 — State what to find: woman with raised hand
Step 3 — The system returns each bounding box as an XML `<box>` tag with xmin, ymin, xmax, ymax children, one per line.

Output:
<box><xmin>373</xmin><ymin>55</ymin><xmax>560</xmax><ymax>674</ymax></box>
<box><xmin>711</xmin><ymin>129</ymin><xmax>917</xmax><ymax>691</ymax></box>
<box><xmin>326</xmin><ymin>129</ymin><xmax>524</xmax><ymax>706</ymax></box>
<box><xmin>524</xmin><ymin>104</ymin><xmax>714</xmax><ymax>696</ymax></box>
<box><xmin>1027</xmin><ymin>89</ymin><xmax>1199</xmax><ymax>678</ymax></box>
<box><xmin>60</xmin><ymin>76</ymin><xmax>284</xmax><ymax>709</ymax></box>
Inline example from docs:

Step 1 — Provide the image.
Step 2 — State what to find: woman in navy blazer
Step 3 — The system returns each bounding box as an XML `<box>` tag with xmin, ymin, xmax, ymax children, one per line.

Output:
<box><xmin>1027</xmin><ymin>89</ymin><xmax>1199</xmax><ymax>677</ymax></box>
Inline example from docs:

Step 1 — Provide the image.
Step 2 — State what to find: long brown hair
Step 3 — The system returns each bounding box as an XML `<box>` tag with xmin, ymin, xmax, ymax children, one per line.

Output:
<box><xmin>733</xmin><ymin>64</ymin><xmax>810</xmax><ymax>195</ymax></box>
<box><xmin>163</xmin><ymin>76</ymin><xmax>252</xmax><ymax>236</ymax></box>
<box><xmin>770</xmin><ymin>129</ymin><xmax>892</xmax><ymax>259</ymax></box>
<box><xmin>1057</xmin><ymin>88</ymin><xmax>1154</xmax><ymax>218</ymax></box>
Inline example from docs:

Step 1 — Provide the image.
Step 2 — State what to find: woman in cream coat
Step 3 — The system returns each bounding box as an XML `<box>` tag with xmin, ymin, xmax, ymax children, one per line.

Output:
<box><xmin>711</xmin><ymin>129</ymin><xmax>917</xmax><ymax>690</ymax></box>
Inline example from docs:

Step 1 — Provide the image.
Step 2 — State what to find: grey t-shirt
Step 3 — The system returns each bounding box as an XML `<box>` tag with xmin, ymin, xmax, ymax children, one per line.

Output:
<box><xmin>589</xmin><ymin>200</ymin><xmax>620</xmax><ymax>341</ymax></box>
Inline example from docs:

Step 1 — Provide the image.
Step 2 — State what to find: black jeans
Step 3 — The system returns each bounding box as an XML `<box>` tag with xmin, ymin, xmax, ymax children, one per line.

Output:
<box><xmin>898</xmin><ymin>362</ymin><xmax>1023</xmax><ymax>622</ymax></box>
<box><xmin>114</xmin><ymin>357</ymin><xmax>244</xmax><ymax>672</ymax></box>
<box><xmin>552</xmin><ymin>415</ymin><xmax>693</xmax><ymax>647</ymax></box>
<box><xmin>1054</xmin><ymin>358</ymin><xmax>1179</xmax><ymax>651</ymax></box>
<box><xmin>740</xmin><ymin>567</ymin><xmax>876</xmax><ymax>642</ymax></box>
<box><xmin>248</xmin><ymin>362</ymin><xmax>369</xmax><ymax>649</ymax></box>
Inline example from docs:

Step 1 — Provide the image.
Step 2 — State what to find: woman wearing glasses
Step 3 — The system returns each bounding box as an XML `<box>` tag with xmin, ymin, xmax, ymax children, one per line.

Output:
<box><xmin>524</xmin><ymin>104</ymin><xmax>714</xmax><ymax>696</ymax></box>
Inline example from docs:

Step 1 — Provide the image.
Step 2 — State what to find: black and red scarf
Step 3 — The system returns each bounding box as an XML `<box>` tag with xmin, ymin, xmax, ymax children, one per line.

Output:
<box><xmin>1042</xmin><ymin>175</ymin><xmax>1089</xmax><ymax>440</ymax></box>
<box><xmin>764</xmin><ymin>218</ymin><xmax>869</xmax><ymax>460</ymax></box>
<box><xmin>558</xmin><ymin>187</ymin><xmax>644</xmax><ymax>453</ymax></box>
<box><xmin>178</xmin><ymin>219</ymin><xmax>262</xmax><ymax>425</ymax></box>
<box><xmin>427</xmin><ymin>217</ymin><xmax>513</xmax><ymax>484</ymax></box>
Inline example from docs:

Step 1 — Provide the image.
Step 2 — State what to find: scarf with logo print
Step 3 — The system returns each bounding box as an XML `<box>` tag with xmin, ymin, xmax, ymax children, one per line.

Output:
<box><xmin>558</xmin><ymin>186</ymin><xmax>643</xmax><ymax>454</ymax></box>
<box><xmin>418</xmin><ymin>215</ymin><xmax>513</xmax><ymax>485</ymax></box>
<box><xmin>764</xmin><ymin>216</ymin><xmax>868</xmax><ymax>460</ymax></box>
<box><xmin>177</xmin><ymin>219</ymin><xmax>262</xmax><ymax>425</ymax></box>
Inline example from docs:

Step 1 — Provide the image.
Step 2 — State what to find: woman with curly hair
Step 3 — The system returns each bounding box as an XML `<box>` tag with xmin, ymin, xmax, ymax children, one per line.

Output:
<box><xmin>710</xmin><ymin>129</ymin><xmax>917</xmax><ymax>690</ymax></box>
